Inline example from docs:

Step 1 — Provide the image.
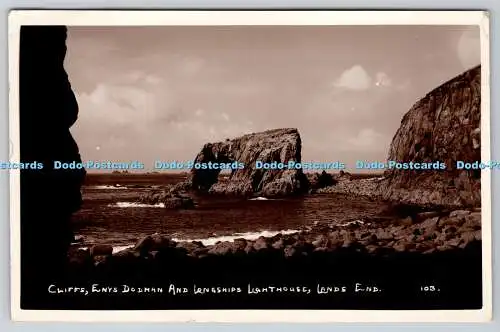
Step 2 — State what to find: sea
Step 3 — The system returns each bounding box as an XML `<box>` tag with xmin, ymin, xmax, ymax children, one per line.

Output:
<box><xmin>71</xmin><ymin>173</ymin><xmax>387</xmax><ymax>252</ymax></box>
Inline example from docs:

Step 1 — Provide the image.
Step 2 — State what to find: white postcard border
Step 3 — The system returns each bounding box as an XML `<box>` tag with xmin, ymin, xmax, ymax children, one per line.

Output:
<box><xmin>8</xmin><ymin>10</ymin><xmax>492</xmax><ymax>323</ymax></box>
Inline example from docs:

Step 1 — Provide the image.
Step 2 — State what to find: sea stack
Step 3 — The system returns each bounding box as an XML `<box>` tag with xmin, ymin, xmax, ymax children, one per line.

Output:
<box><xmin>188</xmin><ymin>128</ymin><xmax>309</xmax><ymax>197</ymax></box>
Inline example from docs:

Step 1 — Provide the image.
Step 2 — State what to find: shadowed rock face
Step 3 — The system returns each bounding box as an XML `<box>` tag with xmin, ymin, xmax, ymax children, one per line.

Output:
<box><xmin>383</xmin><ymin>65</ymin><xmax>481</xmax><ymax>208</ymax></box>
<box><xmin>20</xmin><ymin>26</ymin><xmax>86</xmax><ymax>307</ymax></box>
<box><xmin>189</xmin><ymin>128</ymin><xmax>309</xmax><ymax>197</ymax></box>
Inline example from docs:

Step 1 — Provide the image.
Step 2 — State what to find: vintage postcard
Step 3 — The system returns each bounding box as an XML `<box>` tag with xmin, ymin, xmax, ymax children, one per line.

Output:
<box><xmin>8</xmin><ymin>10</ymin><xmax>491</xmax><ymax>322</ymax></box>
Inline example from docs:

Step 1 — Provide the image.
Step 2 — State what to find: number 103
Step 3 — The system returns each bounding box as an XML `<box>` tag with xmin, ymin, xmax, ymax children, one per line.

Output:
<box><xmin>420</xmin><ymin>285</ymin><xmax>439</xmax><ymax>292</ymax></box>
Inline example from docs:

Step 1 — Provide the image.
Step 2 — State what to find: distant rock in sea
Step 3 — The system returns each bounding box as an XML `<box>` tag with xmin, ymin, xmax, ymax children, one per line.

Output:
<box><xmin>383</xmin><ymin>65</ymin><xmax>481</xmax><ymax>208</ymax></box>
<box><xmin>188</xmin><ymin>128</ymin><xmax>309</xmax><ymax>197</ymax></box>
<box><xmin>307</xmin><ymin>170</ymin><xmax>337</xmax><ymax>192</ymax></box>
<box><xmin>137</xmin><ymin>190</ymin><xmax>195</xmax><ymax>209</ymax></box>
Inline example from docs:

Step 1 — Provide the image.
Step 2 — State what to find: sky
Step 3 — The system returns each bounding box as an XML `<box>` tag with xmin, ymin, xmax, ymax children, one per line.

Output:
<box><xmin>64</xmin><ymin>25</ymin><xmax>481</xmax><ymax>171</ymax></box>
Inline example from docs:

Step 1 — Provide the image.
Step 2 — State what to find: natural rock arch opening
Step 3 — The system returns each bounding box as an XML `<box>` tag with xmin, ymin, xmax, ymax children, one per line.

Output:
<box><xmin>189</xmin><ymin>142</ymin><xmax>236</xmax><ymax>191</ymax></box>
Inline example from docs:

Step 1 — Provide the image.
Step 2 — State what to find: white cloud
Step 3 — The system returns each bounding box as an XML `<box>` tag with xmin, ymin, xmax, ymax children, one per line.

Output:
<box><xmin>334</xmin><ymin>65</ymin><xmax>372</xmax><ymax>90</ymax></box>
<box><xmin>334</xmin><ymin>66</ymin><xmax>397</xmax><ymax>91</ymax></box>
<box><xmin>70</xmin><ymin>80</ymin><xmax>176</xmax><ymax>158</ymax></box>
<box><xmin>76</xmin><ymin>83</ymin><xmax>162</xmax><ymax>127</ymax></box>
<box><xmin>374</xmin><ymin>72</ymin><xmax>392</xmax><ymax>87</ymax></box>
<box><xmin>145</xmin><ymin>75</ymin><xmax>163</xmax><ymax>85</ymax></box>
<box><xmin>122</xmin><ymin>70</ymin><xmax>163</xmax><ymax>86</ymax></box>
<box><xmin>341</xmin><ymin>128</ymin><xmax>387</xmax><ymax>152</ymax></box>
<box><xmin>71</xmin><ymin>75</ymin><xmax>258</xmax><ymax>162</ymax></box>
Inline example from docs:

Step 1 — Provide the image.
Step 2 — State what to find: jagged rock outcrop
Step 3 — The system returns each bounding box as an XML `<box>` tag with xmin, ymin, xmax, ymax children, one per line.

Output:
<box><xmin>20</xmin><ymin>26</ymin><xmax>86</xmax><ymax>307</ymax></box>
<box><xmin>307</xmin><ymin>170</ymin><xmax>337</xmax><ymax>192</ymax></box>
<box><xmin>189</xmin><ymin>128</ymin><xmax>309</xmax><ymax>197</ymax></box>
<box><xmin>383</xmin><ymin>65</ymin><xmax>481</xmax><ymax>208</ymax></box>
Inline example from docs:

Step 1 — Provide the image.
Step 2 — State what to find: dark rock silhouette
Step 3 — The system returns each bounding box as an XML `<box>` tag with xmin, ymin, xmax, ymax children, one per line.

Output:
<box><xmin>189</xmin><ymin>128</ymin><xmax>309</xmax><ymax>197</ymax></box>
<box><xmin>383</xmin><ymin>65</ymin><xmax>481</xmax><ymax>208</ymax></box>
<box><xmin>19</xmin><ymin>26</ymin><xmax>85</xmax><ymax>308</ymax></box>
<box><xmin>308</xmin><ymin>170</ymin><xmax>337</xmax><ymax>191</ymax></box>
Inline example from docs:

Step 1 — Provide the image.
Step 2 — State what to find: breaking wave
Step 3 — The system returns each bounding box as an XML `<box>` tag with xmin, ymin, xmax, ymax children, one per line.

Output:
<box><xmin>96</xmin><ymin>229</ymin><xmax>301</xmax><ymax>254</ymax></box>
<box><xmin>249</xmin><ymin>197</ymin><xmax>282</xmax><ymax>201</ymax></box>
<box><xmin>109</xmin><ymin>202</ymin><xmax>165</xmax><ymax>208</ymax></box>
<box><xmin>93</xmin><ymin>185</ymin><xmax>128</xmax><ymax>190</ymax></box>
<box><xmin>172</xmin><ymin>229</ymin><xmax>300</xmax><ymax>246</ymax></box>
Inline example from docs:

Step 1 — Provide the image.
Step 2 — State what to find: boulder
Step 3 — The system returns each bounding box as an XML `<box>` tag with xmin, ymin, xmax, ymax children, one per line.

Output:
<box><xmin>393</xmin><ymin>242</ymin><xmax>407</xmax><ymax>252</ymax></box>
<box><xmin>461</xmin><ymin>212</ymin><xmax>481</xmax><ymax>230</ymax></box>
<box><xmin>283</xmin><ymin>245</ymin><xmax>298</xmax><ymax>258</ymax></box>
<box><xmin>134</xmin><ymin>234</ymin><xmax>175</xmax><ymax>254</ymax></box>
<box><xmin>272</xmin><ymin>239</ymin><xmax>285</xmax><ymax>250</ymax></box>
<box><xmin>207</xmin><ymin>241</ymin><xmax>234</xmax><ymax>256</ymax></box>
<box><xmin>233</xmin><ymin>238</ymin><xmax>248</xmax><ymax>252</ymax></box>
<box><xmin>398</xmin><ymin>216</ymin><xmax>414</xmax><ymax>226</ymax></box>
<box><xmin>253</xmin><ymin>236</ymin><xmax>271</xmax><ymax>251</ymax></box>
<box><xmin>89</xmin><ymin>244</ymin><xmax>113</xmax><ymax>257</ymax></box>
<box><xmin>375</xmin><ymin>229</ymin><xmax>394</xmax><ymax>241</ymax></box>
<box><xmin>419</xmin><ymin>216</ymin><xmax>440</xmax><ymax>232</ymax></box>
<box><xmin>176</xmin><ymin>241</ymin><xmax>208</xmax><ymax>257</ymax></box>
<box><xmin>415</xmin><ymin>211</ymin><xmax>441</xmax><ymax>222</ymax></box>
<box><xmin>449</xmin><ymin>210</ymin><xmax>471</xmax><ymax>218</ymax></box>
<box><xmin>312</xmin><ymin>234</ymin><xmax>329</xmax><ymax>248</ymax></box>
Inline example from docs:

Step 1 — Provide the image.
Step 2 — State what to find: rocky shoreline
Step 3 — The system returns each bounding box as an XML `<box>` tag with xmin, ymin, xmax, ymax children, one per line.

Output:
<box><xmin>63</xmin><ymin>171</ymin><xmax>483</xmax><ymax>310</ymax></box>
<box><xmin>59</xmin><ymin>204</ymin><xmax>482</xmax><ymax>310</ymax></box>
<box><xmin>316</xmin><ymin>173</ymin><xmax>383</xmax><ymax>198</ymax></box>
<box><xmin>74</xmin><ymin>204</ymin><xmax>481</xmax><ymax>265</ymax></box>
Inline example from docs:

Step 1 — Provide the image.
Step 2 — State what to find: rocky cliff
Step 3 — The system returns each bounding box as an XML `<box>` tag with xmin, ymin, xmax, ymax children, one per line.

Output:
<box><xmin>20</xmin><ymin>26</ymin><xmax>86</xmax><ymax>308</ymax></box>
<box><xmin>189</xmin><ymin>128</ymin><xmax>309</xmax><ymax>197</ymax></box>
<box><xmin>383</xmin><ymin>65</ymin><xmax>482</xmax><ymax>208</ymax></box>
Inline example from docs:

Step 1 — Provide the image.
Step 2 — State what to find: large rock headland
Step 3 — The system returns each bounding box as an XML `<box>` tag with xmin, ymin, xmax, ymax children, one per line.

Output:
<box><xmin>382</xmin><ymin>65</ymin><xmax>482</xmax><ymax>208</ymax></box>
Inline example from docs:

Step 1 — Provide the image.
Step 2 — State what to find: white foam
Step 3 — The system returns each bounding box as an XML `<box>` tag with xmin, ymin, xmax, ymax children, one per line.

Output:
<box><xmin>340</xmin><ymin>220</ymin><xmax>365</xmax><ymax>226</ymax></box>
<box><xmin>77</xmin><ymin>245</ymin><xmax>134</xmax><ymax>254</ymax></box>
<box><xmin>93</xmin><ymin>185</ymin><xmax>128</xmax><ymax>190</ymax></box>
<box><xmin>172</xmin><ymin>229</ymin><xmax>300</xmax><ymax>246</ymax></box>
<box><xmin>110</xmin><ymin>202</ymin><xmax>165</xmax><ymax>208</ymax></box>
<box><xmin>103</xmin><ymin>223</ymin><xmax>365</xmax><ymax>254</ymax></box>
<box><xmin>249</xmin><ymin>197</ymin><xmax>282</xmax><ymax>201</ymax></box>
<box><xmin>103</xmin><ymin>229</ymin><xmax>300</xmax><ymax>254</ymax></box>
<box><xmin>365</xmin><ymin>177</ymin><xmax>385</xmax><ymax>182</ymax></box>
<box><xmin>112</xmin><ymin>245</ymin><xmax>134</xmax><ymax>253</ymax></box>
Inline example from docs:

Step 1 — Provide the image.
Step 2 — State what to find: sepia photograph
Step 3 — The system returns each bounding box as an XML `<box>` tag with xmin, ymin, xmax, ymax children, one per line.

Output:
<box><xmin>8</xmin><ymin>10</ymin><xmax>491</xmax><ymax>322</ymax></box>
